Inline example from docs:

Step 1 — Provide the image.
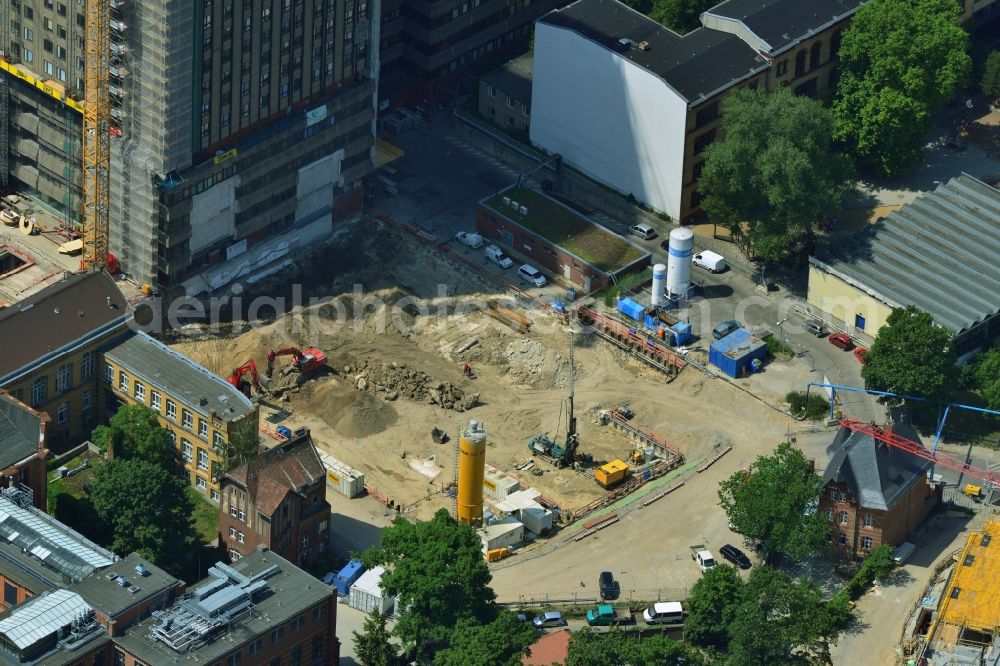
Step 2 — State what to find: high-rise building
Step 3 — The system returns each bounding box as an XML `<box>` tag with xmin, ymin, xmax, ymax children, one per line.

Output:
<box><xmin>1</xmin><ymin>0</ymin><xmax>377</xmax><ymax>298</ymax></box>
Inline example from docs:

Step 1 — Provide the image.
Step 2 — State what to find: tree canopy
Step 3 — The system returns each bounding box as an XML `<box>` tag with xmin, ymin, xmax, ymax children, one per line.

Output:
<box><xmin>362</xmin><ymin>509</ymin><xmax>497</xmax><ymax>659</ymax></box>
<box><xmin>434</xmin><ymin>612</ymin><xmax>535</xmax><ymax>666</ymax></box>
<box><xmin>88</xmin><ymin>459</ymin><xmax>197</xmax><ymax>566</ymax></box>
<box><xmin>718</xmin><ymin>442</ymin><xmax>828</xmax><ymax>562</ymax></box>
<box><xmin>684</xmin><ymin>565</ymin><xmax>743</xmax><ymax>649</ymax></box>
<box><xmin>353</xmin><ymin>610</ymin><xmax>395</xmax><ymax>666</ymax></box>
<box><xmin>861</xmin><ymin>305</ymin><xmax>958</xmax><ymax>404</ymax></box>
<box><xmin>983</xmin><ymin>51</ymin><xmax>1000</xmax><ymax>102</ymax></box>
<box><xmin>91</xmin><ymin>403</ymin><xmax>178</xmax><ymax>471</ymax></box>
<box><xmin>699</xmin><ymin>87</ymin><xmax>852</xmax><ymax>261</ymax></box>
<box><xmin>973</xmin><ymin>347</ymin><xmax>1000</xmax><ymax>411</ymax></box>
<box><xmin>565</xmin><ymin>629</ymin><xmax>703</xmax><ymax>666</ymax></box>
<box><xmin>648</xmin><ymin>0</ymin><xmax>717</xmax><ymax>34</ymax></box>
<box><xmin>832</xmin><ymin>0</ymin><xmax>971</xmax><ymax>175</ymax></box>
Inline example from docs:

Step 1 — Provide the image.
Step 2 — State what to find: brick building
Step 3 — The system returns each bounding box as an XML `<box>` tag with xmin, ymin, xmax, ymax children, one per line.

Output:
<box><xmin>0</xmin><ymin>390</ymin><xmax>49</xmax><ymax>511</ymax></box>
<box><xmin>820</xmin><ymin>418</ymin><xmax>939</xmax><ymax>560</ymax></box>
<box><xmin>219</xmin><ymin>429</ymin><xmax>331</xmax><ymax>568</ymax></box>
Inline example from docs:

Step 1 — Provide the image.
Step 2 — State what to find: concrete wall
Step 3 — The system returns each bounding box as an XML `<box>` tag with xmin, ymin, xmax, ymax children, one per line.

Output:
<box><xmin>807</xmin><ymin>265</ymin><xmax>895</xmax><ymax>341</ymax></box>
<box><xmin>530</xmin><ymin>22</ymin><xmax>688</xmax><ymax>220</ymax></box>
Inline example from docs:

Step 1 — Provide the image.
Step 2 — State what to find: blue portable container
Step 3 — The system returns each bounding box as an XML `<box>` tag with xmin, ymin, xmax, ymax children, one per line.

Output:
<box><xmin>333</xmin><ymin>559</ymin><xmax>366</xmax><ymax>596</ymax></box>
<box><xmin>670</xmin><ymin>322</ymin><xmax>692</xmax><ymax>346</ymax></box>
<box><xmin>617</xmin><ymin>297</ymin><xmax>646</xmax><ymax>322</ymax></box>
<box><xmin>709</xmin><ymin>328</ymin><xmax>767</xmax><ymax>378</ymax></box>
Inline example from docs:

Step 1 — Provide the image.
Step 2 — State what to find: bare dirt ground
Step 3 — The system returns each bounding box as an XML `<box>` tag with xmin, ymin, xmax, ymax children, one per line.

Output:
<box><xmin>169</xmin><ymin>220</ymin><xmax>791</xmax><ymax>520</ymax></box>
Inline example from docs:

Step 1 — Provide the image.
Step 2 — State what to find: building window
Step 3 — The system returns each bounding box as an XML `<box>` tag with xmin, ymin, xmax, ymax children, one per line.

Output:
<box><xmin>196</xmin><ymin>476</ymin><xmax>207</xmax><ymax>490</ymax></box>
<box><xmin>237</xmin><ymin>531</ymin><xmax>245</xmax><ymax>543</ymax></box>
<box><xmin>229</xmin><ymin>549</ymin><xmax>242</xmax><ymax>561</ymax></box>
<box><xmin>24</xmin><ymin>27</ymin><xmax>33</xmax><ymax>41</ymax></box>
<box><xmin>118</xmin><ymin>370</ymin><xmax>129</xmax><ymax>392</ymax></box>
<box><xmin>838</xmin><ymin>531</ymin><xmax>846</xmax><ymax>545</ymax></box>
<box><xmin>522</xmin><ymin>104</ymin><xmax>530</xmax><ymax>115</ymax></box>
<box><xmin>182</xmin><ymin>409</ymin><xmax>193</xmax><ymax>429</ymax></box>
<box><xmin>24</xmin><ymin>49</ymin><xmax>34</xmax><ymax>63</ymax></box>
<box><xmin>271</xmin><ymin>626</ymin><xmax>285</xmax><ymax>644</ymax></box>
<box><xmin>249</xmin><ymin>638</ymin><xmax>263</xmax><ymax>656</ymax></box>
<box><xmin>134</xmin><ymin>382</ymin><xmax>145</xmax><ymax>401</ymax></box>
<box><xmin>312</xmin><ymin>632</ymin><xmax>324</xmax><ymax>659</ymax></box>
<box><xmin>214</xmin><ymin>431</ymin><xmax>224</xmax><ymax>450</ymax></box>
<box><xmin>319</xmin><ymin>520</ymin><xmax>327</xmax><ymax>533</ymax></box>
<box><xmin>695</xmin><ymin>101</ymin><xmax>719</xmax><ymax>128</ymax></box>
<box><xmin>183</xmin><ymin>440</ymin><xmax>193</xmax><ymax>462</ymax></box>
<box><xmin>82</xmin><ymin>390</ymin><xmax>92</xmax><ymax>411</ymax></box>
<box><xmin>44</xmin><ymin>60</ymin><xmax>53</xmax><ymax>75</ymax></box>
<box><xmin>239</xmin><ymin>509</ymin><xmax>246</xmax><ymax>522</ymax></box>
<box><xmin>230</xmin><ymin>504</ymin><xmax>238</xmax><ymax>517</ymax></box>
<box><xmin>861</xmin><ymin>536</ymin><xmax>873</xmax><ymax>551</ymax></box>
<box><xmin>81</xmin><ymin>351</ymin><xmax>95</xmax><ymax>380</ymax></box>
<box><xmin>838</xmin><ymin>511</ymin><xmax>848</xmax><ymax>525</ymax></box>
<box><xmin>838</xmin><ymin>491</ymin><xmax>847</xmax><ymax>502</ymax></box>
<box><xmin>826</xmin><ymin>507</ymin><xmax>834</xmax><ymax>520</ymax></box>
<box><xmin>211</xmin><ymin>489</ymin><xmax>220</xmax><ymax>502</ymax></box>
<box><xmin>486</xmin><ymin>85</ymin><xmax>494</xmax><ymax>97</ymax></box>
<box><xmin>863</xmin><ymin>513</ymin><xmax>874</xmax><ymax>528</ymax></box>
<box><xmin>290</xmin><ymin>645</ymin><xmax>301</xmax><ymax>666</ymax></box>
<box><xmin>56</xmin><ymin>363</ymin><xmax>72</xmax><ymax>392</ymax></box>
<box><xmin>229</xmin><ymin>526</ymin><xmax>237</xmax><ymax>538</ymax></box>
<box><xmin>197</xmin><ymin>448</ymin><xmax>209</xmax><ymax>470</ymax></box>
<box><xmin>167</xmin><ymin>431</ymin><xmax>176</xmax><ymax>447</ymax></box>
<box><xmin>57</xmin><ymin>403</ymin><xmax>69</xmax><ymax>425</ymax></box>
<box><xmin>31</xmin><ymin>376</ymin><xmax>46</xmax><ymax>407</ymax></box>
<box><xmin>104</xmin><ymin>364</ymin><xmax>113</xmax><ymax>383</ymax></box>
<box><xmin>301</xmin><ymin>535</ymin><xmax>309</xmax><ymax>550</ymax></box>
<box><xmin>198</xmin><ymin>419</ymin><xmax>208</xmax><ymax>439</ymax></box>
<box><xmin>227</xmin><ymin>650</ymin><xmax>242</xmax><ymax>666</ymax></box>
<box><xmin>166</xmin><ymin>400</ymin><xmax>177</xmax><ymax>420</ymax></box>
<box><xmin>151</xmin><ymin>391</ymin><xmax>161</xmax><ymax>410</ymax></box>
<box><xmin>3</xmin><ymin>582</ymin><xmax>16</xmax><ymax>605</ymax></box>
<box><xmin>776</xmin><ymin>59</ymin><xmax>787</xmax><ymax>76</ymax></box>
<box><xmin>313</xmin><ymin>605</ymin><xmax>325</xmax><ymax>620</ymax></box>
<box><xmin>694</xmin><ymin>129</ymin><xmax>716</xmax><ymax>155</ymax></box>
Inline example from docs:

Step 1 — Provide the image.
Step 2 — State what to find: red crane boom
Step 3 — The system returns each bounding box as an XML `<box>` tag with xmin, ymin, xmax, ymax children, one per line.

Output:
<box><xmin>840</xmin><ymin>419</ymin><xmax>1000</xmax><ymax>488</ymax></box>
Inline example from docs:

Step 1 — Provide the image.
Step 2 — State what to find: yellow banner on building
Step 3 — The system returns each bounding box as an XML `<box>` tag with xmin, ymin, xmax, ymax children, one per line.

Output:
<box><xmin>213</xmin><ymin>148</ymin><xmax>238</xmax><ymax>165</ymax></box>
<box><xmin>0</xmin><ymin>60</ymin><xmax>84</xmax><ymax>113</ymax></box>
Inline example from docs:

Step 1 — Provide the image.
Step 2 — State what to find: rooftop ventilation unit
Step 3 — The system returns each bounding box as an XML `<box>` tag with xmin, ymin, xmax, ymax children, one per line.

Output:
<box><xmin>519</xmin><ymin>205</ymin><xmax>527</xmax><ymax>215</ymax></box>
<box><xmin>638</xmin><ymin>41</ymin><xmax>650</xmax><ymax>51</ymax></box>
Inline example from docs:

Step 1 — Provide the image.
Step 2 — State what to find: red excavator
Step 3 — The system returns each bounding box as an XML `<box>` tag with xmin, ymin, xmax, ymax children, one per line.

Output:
<box><xmin>266</xmin><ymin>347</ymin><xmax>327</xmax><ymax>378</ymax></box>
<box><xmin>227</xmin><ymin>359</ymin><xmax>265</xmax><ymax>398</ymax></box>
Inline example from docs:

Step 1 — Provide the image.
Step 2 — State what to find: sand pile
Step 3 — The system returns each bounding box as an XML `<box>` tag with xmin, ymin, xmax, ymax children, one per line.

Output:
<box><xmin>344</xmin><ymin>359</ymin><xmax>479</xmax><ymax>412</ymax></box>
<box><xmin>306</xmin><ymin>380</ymin><xmax>399</xmax><ymax>438</ymax></box>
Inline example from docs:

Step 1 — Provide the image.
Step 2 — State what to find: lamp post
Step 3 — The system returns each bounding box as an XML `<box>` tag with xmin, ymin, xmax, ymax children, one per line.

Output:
<box><xmin>776</xmin><ymin>319</ymin><xmax>787</xmax><ymax>347</ymax></box>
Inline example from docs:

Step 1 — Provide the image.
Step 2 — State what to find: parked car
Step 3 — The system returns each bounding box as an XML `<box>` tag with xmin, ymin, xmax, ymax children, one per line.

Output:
<box><xmin>801</xmin><ymin>321</ymin><xmax>825</xmax><ymax>337</ymax></box>
<box><xmin>643</xmin><ymin>602</ymin><xmax>684</xmax><ymax>625</ymax></box>
<box><xmin>454</xmin><ymin>231</ymin><xmax>484</xmax><ymax>249</ymax></box>
<box><xmin>484</xmin><ymin>245</ymin><xmax>513</xmax><ymax>268</ymax></box>
<box><xmin>586</xmin><ymin>604</ymin><xmax>632</xmax><ymax>626</ymax></box>
<box><xmin>693</xmin><ymin>250</ymin><xmax>727</xmax><ymax>272</ymax></box>
<box><xmin>629</xmin><ymin>223</ymin><xmax>656</xmax><ymax>240</ymax></box>
<box><xmin>719</xmin><ymin>544</ymin><xmax>752</xmax><ymax>569</ymax></box>
<box><xmin>854</xmin><ymin>347</ymin><xmax>869</xmax><ymax>366</ymax></box>
<box><xmin>599</xmin><ymin>571</ymin><xmax>617</xmax><ymax>600</ymax></box>
<box><xmin>532</xmin><ymin>611</ymin><xmax>566</xmax><ymax>628</ymax></box>
<box><xmin>518</xmin><ymin>264</ymin><xmax>547</xmax><ymax>288</ymax></box>
<box><xmin>829</xmin><ymin>332</ymin><xmax>854</xmax><ymax>351</ymax></box>
<box><xmin>713</xmin><ymin>320</ymin><xmax>741</xmax><ymax>340</ymax></box>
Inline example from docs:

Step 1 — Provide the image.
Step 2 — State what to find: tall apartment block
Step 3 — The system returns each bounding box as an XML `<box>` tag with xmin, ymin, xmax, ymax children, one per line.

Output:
<box><xmin>1</xmin><ymin>0</ymin><xmax>377</xmax><ymax>299</ymax></box>
<box><xmin>377</xmin><ymin>0</ymin><xmax>564</xmax><ymax>107</ymax></box>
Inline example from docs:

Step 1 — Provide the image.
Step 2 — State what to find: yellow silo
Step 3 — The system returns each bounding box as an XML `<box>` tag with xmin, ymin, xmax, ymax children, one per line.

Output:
<box><xmin>456</xmin><ymin>419</ymin><xmax>487</xmax><ymax>527</ymax></box>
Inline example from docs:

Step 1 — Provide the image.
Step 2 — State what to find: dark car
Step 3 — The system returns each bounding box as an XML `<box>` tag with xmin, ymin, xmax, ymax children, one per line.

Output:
<box><xmin>599</xmin><ymin>571</ymin><xmax>617</xmax><ymax>600</ymax></box>
<box><xmin>719</xmin><ymin>544</ymin><xmax>752</xmax><ymax>569</ymax></box>
<box><xmin>712</xmin><ymin>320</ymin><xmax>741</xmax><ymax>340</ymax></box>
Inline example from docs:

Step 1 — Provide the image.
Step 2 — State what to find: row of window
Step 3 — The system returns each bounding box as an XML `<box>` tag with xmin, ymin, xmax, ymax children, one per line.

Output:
<box><xmin>827</xmin><ymin>507</ymin><xmax>876</xmax><ymax>528</ymax></box>
<box><xmin>213</xmin><ymin>614</ymin><xmax>326</xmax><ymax>666</ymax></box>
<box><xmin>832</xmin><ymin>531</ymin><xmax>874</xmax><ymax>551</ymax></box>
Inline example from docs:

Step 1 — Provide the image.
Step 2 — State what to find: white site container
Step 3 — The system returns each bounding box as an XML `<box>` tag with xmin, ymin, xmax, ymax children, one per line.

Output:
<box><xmin>349</xmin><ymin>566</ymin><xmax>394</xmax><ymax>615</ymax></box>
<box><xmin>319</xmin><ymin>451</ymin><xmax>365</xmax><ymax>498</ymax></box>
<box><xmin>483</xmin><ymin>465</ymin><xmax>520</xmax><ymax>502</ymax></box>
<box><xmin>479</xmin><ymin>516</ymin><xmax>524</xmax><ymax>554</ymax></box>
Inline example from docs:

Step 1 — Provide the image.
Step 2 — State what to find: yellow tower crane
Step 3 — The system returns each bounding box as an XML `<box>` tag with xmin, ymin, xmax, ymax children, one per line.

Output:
<box><xmin>81</xmin><ymin>0</ymin><xmax>111</xmax><ymax>271</ymax></box>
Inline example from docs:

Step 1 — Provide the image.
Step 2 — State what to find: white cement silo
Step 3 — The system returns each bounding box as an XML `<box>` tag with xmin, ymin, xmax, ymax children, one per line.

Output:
<box><xmin>666</xmin><ymin>228</ymin><xmax>694</xmax><ymax>297</ymax></box>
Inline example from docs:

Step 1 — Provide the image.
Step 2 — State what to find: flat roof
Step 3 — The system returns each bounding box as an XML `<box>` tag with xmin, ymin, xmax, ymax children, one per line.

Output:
<box><xmin>103</xmin><ymin>331</ymin><xmax>254</xmax><ymax>422</ymax></box>
<box><xmin>710</xmin><ymin>328</ymin><xmax>765</xmax><ymax>358</ymax></box>
<box><xmin>705</xmin><ymin>0</ymin><xmax>864</xmax><ymax>55</ymax></box>
<box><xmin>0</xmin><ymin>392</ymin><xmax>42</xmax><ymax>469</ymax></box>
<box><xmin>939</xmin><ymin>521</ymin><xmax>1000</xmax><ymax>635</ymax></box>
<box><xmin>481</xmin><ymin>53</ymin><xmax>533</xmax><ymax>104</ymax></box>
<box><xmin>538</xmin><ymin>0</ymin><xmax>766</xmax><ymax>104</ymax></box>
<box><xmin>71</xmin><ymin>553</ymin><xmax>180</xmax><ymax>621</ymax></box>
<box><xmin>482</xmin><ymin>187</ymin><xmax>648</xmax><ymax>272</ymax></box>
<box><xmin>0</xmin><ymin>270</ymin><xmax>129</xmax><ymax>383</ymax></box>
<box><xmin>812</xmin><ymin>175</ymin><xmax>1000</xmax><ymax>337</ymax></box>
<box><xmin>114</xmin><ymin>549</ymin><xmax>332</xmax><ymax>664</ymax></box>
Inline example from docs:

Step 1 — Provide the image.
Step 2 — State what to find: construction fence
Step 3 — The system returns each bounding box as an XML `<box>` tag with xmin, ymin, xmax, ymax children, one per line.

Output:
<box><xmin>497</xmin><ymin>587</ymin><xmax>690</xmax><ymax>608</ymax></box>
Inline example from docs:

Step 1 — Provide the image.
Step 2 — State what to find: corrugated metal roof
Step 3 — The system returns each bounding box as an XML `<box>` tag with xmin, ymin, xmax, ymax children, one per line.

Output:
<box><xmin>0</xmin><ymin>589</ymin><xmax>92</xmax><ymax>649</ymax></box>
<box><xmin>814</xmin><ymin>175</ymin><xmax>1000</xmax><ymax>336</ymax></box>
<box><xmin>709</xmin><ymin>328</ymin><xmax>766</xmax><ymax>358</ymax></box>
<box><xmin>104</xmin><ymin>332</ymin><xmax>253</xmax><ymax>421</ymax></box>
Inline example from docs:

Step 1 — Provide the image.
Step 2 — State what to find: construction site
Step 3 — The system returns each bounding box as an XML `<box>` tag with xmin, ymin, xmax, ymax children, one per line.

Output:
<box><xmin>168</xmin><ymin>218</ymin><xmax>791</xmax><ymax>539</ymax></box>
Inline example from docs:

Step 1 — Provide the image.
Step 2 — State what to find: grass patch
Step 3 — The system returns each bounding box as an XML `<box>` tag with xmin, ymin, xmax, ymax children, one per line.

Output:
<box><xmin>786</xmin><ymin>391</ymin><xmax>829</xmax><ymax>420</ymax></box>
<box><xmin>187</xmin><ymin>487</ymin><xmax>221</xmax><ymax>545</ymax></box>
<box><xmin>485</xmin><ymin>188</ymin><xmax>646</xmax><ymax>271</ymax></box>
<box><xmin>591</xmin><ymin>266</ymin><xmax>654</xmax><ymax>301</ymax></box>
<box><xmin>766</xmin><ymin>336</ymin><xmax>794</xmax><ymax>358</ymax></box>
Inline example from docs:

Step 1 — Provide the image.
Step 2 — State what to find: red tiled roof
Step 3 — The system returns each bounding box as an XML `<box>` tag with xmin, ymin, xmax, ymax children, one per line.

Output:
<box><xmin>522</xmin><ymin>629</ymin><xmax>571</xmax><ymax>665</ymax></box>
<box><xmin>224</xmin><ymin>431</ymin><xmax>325</xmax><ymax>517</ymax></box>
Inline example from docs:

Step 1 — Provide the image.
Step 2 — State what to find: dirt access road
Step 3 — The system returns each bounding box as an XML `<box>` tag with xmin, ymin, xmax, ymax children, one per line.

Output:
<box><xmin>169</xmin><ymin>219</ymin><xmax>793</xmax><ymax>521</ymax></box>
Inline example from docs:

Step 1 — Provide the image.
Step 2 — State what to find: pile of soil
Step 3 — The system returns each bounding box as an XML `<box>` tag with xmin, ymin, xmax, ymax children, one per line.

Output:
<box><xmin>345</xmin><ymin>359</ymin><xmax>479</xmax><ymax>412</ymax></box>
<box><xmin>307</xmin><ymin>380</ymin><xmax>399</xmax><ymax>438</ymax></box>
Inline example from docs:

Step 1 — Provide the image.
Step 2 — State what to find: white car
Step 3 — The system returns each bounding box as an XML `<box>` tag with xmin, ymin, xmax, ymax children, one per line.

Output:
<box><xmin>454</xmin><ymin>231</ymin><xmax>484</xmax><ymax>249</ymax></box>
<box><xmin>518</xmin><ymin>264</ymin><xmax>547</xmax><ymax>287</ymax></box>
<box><xmin>643</xmin><ymin>602</ymin><xmax>684</xmax><ymax>625</ymax></box>
<box><xmin>484</xmin><ymin>245</ymin><xmax>513</xmax><ymax>268</ymax></box>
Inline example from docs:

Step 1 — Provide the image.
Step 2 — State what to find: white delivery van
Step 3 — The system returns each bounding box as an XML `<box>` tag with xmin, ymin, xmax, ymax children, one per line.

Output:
<box><xmin>454</xmin><ymin>231</ymin><xmax>484</xmax><ymax>249</ymax></box>
<box><xmin>693</xmin><ymin>250</ymin><xmax>726</xmax><ymax>273</ymax></box>
<box><xmin>484</xmin><ymin>245</ymin><xmax>513</xmax><ymax>268</ymax></box>
<box><xmin>518</xmin><ymin>264</ymin><xmax>547</xmax><ymax>287</ymax></box>
<box><xmin>643</xmin><ymin>602</ymin><xmax>684</xmax><ymax>625</ymax></box>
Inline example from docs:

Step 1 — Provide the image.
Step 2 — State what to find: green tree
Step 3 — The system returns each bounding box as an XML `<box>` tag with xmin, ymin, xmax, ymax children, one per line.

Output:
<box><xmin>684</xmin><ymin>564</ymin><xmax>743</xmax><ymax>649</ymax></box>
<box><xmin>983</xmin><ymin>51</ymin><xmax>1000</xmax><ymax>102</ymax></box>
<box><xmin>974</xmin><ymin>347</ymin><xmax>1000</xmax><ymax>410</ymax></box>
<box><xmin>362</xmin><ymin>509</ymin><xmax>497</xmax><ymax>659</ymax></box>
<box><xmin>700</xmin><ymin>87</ymin><xmax>852</xmax><ymax>261</ymax></box>
<box><xmin>833</xmin><ymin>0</ymin><xmax>971</xmax><ymax>175</ymax></box>
<box><xmin>434</xmin><ymin>612</ymin><xmax>535</xmax><ymax>666</ymax></box>
<box><xmin>861</xmin><ymin>305</ymin><xmax>959</xmax><ymax>404</ymax></box>
<box><xmin>221</xmin><ymin>419</ymin><xmax>260</xmax><ymax>473</ymax></box>
<box><xmin>91</xmin><ymin>403</ymin><xmax>178</xmax><ymax>470</ymax></box>
<box><xmin>566</xmin><ymin>630</ymin><xmax>702</xmax><ymax>666</ymax></box>
<box><xmin>353</xmin><ymin>610</ymin><xmax>395</xmax><ymax>666</ymax></box>
<box><xmin>88</xmin><ymin>459</ymin><xmax>197</xmax><ymax>566</ymax></box>
<box><xmin>648</xmin><ymin>0</ymin><xmax>716</xmax><ymax>34</ymax></box>
<box><xmin>718</xmin><ymin>443</ymin><xmax>828</xmax><ymax>562</ymax></box>
<box><xmin>638</xmin><ymin>634</ymin><xmax>704</xmax><ymax>665</ymax></box>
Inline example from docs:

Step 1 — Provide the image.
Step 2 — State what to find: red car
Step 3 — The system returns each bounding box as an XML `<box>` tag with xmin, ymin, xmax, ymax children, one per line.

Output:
<box><xmin>854</xmin><ymin>347</ymin><xmax>869</xmax><ymax>366</ymax></box>
<box><xmin>829</xmin><ymin>332</ymin><xmax>854</xmax><ymax>351</ymax></box>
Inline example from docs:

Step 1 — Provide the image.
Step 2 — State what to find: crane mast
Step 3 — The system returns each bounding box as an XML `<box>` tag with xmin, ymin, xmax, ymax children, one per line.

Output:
<box><xmin>81</xmin><ymin>0</ymin><xmax>111</xmax><ymax>271</ymax></box>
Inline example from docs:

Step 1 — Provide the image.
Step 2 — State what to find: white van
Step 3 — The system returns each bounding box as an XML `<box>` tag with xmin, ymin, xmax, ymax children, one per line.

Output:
<box><xmin>484</xmin><ymin>245</ymin><xmax>513</xmax><ymax>269</ymax></box>
<box><xmin>454</xmin><ymin>231</ymin><xmax>484</xmax><ymax>249</ymax></box>
<box><xmin>629</xmin><ymin>223</ymin><xmax>656</xmax><ymax>240</ymax></box>
<box><xmin>693</xmin><ymin>250</ymin><xmax>726</xmax><ymax>273</ymax></box>
<box><xmin>518</xmin><ymin>264</ymin><xmax>547</xmax><ymax>287</ymax></box>
<box><xmin>643</xmin><ymin>602</ymin><xmax>684</xmax><ymax>625</ymax></box>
